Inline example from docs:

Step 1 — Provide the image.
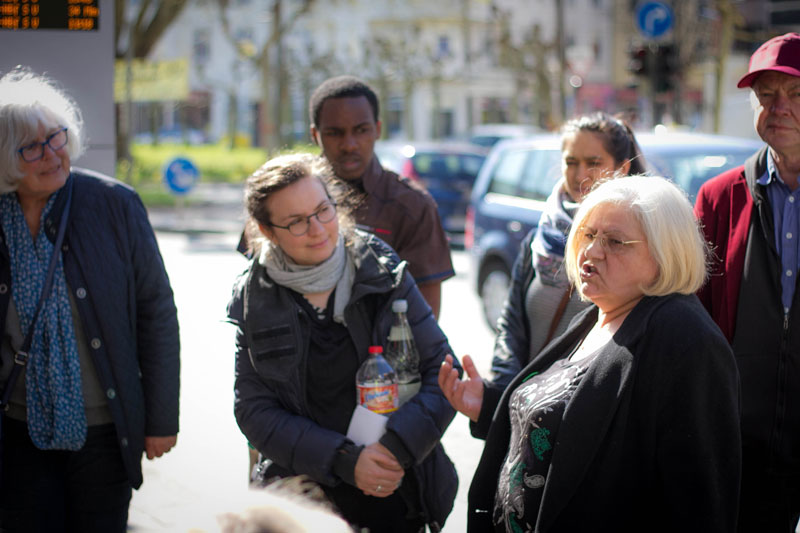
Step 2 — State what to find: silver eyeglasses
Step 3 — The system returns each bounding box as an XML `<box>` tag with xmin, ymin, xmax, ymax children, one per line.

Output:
<box><xmin>18</xmin><ymin>127</ymin><xmax>69</xmax><ymax>162</ymax></box>
<box><xmin>268</xmin><ymin>202</ymin><xmax>337</xmax><ymax>236</ymax></box>
<box><xmin>578</xmin><ymin>227</ymin><xmax>643</xmax><ymax>255</ymax></box>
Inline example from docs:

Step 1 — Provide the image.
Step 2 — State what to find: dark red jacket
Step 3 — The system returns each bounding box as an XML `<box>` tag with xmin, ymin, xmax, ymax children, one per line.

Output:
<box><xmin>694</xmin><ymin>147</ymin><xmax>768</xmax><ymax>342</ymax></box>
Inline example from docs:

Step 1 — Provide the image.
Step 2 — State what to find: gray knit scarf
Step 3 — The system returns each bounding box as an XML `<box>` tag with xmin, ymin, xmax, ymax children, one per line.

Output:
<box><xmin>258</xmin><ymin>234</ymin><xmax>355</xmax><ymax>324</ymax></box>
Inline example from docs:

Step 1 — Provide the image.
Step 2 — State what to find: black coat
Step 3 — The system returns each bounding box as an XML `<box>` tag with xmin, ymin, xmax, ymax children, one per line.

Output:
<box><xmin>468</xmin><ymin>294</ymin><xmax>741</xmax><ymax>532</ymax></box>
<box><xmin>0</xmin><ymin>169</ymin><xmax>180</xmax><ymax>489</ymax></box>
<box><xmin>227</xmin><ymin>231</ymin><xmax>458</xmax><ymax>528</ymax></box>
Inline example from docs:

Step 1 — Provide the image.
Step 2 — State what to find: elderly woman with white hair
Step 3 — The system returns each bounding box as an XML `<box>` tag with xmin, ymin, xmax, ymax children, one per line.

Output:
<box><xmin>0</xmin><ymin>67</ymin><xmax>179</xmax><ymax>532</ymax></box>
<box><xmin>440</xmin><ymin>175</ymin><xmax>741</xmax><ymax>532</ymax></box>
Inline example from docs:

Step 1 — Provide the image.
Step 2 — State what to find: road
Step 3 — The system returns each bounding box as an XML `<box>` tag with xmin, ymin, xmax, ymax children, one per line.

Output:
<box><xmin>127</xmin><ymin>230</ymin><xmax>497</xmax><ymax>532</ymax></box>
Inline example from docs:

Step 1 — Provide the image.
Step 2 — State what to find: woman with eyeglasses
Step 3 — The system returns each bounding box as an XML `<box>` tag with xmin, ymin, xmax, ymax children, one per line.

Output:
<box><xmin>227</xmin><ymin>153</ymin><xmax>459</xmax><ymax>532</ymax></box>
<box><xmin>439</xmin><ymin>175</ymin><xmax>741</xmax><ymax>532</ymax></box>
<box><xmin>0</xmin><ymin>68</ymin><xmax>179</xmax><ymax>532</ymax></box>
<box><xmin>491</xmin><ymin>112</ymin><xmax>647</xmax><ymax>388</ymax></box>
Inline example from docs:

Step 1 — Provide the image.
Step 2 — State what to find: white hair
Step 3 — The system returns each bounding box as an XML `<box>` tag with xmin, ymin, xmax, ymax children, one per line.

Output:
<box><xmin>0</xmin><ymin>66</ymin><xmax>85</xmax><ymax>193</ymax></box>
<box><xmin>565</xmin><ymin>175</ymin><xmax>709</xmax><ymax>298</ymax></box>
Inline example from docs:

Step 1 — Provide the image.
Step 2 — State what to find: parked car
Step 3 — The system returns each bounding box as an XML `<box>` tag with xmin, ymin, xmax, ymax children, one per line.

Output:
<box><xmin>468</xmin><ymin>131</ymin><xmax>764</xmax><ymax>329</ymax></box>
<box><xmin>466</xmin><ymin>123</ymin><xmax>543</xmax><ymax>148</ymax></box>
<box><xmin>375</xmin><ymin>140</ymin><xmax>488</xmax><ymax>247</ymax></box>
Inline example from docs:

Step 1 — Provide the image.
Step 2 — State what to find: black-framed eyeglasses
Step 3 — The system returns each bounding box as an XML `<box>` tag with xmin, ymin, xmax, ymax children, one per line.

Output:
<box><xmin>17</xmin><ymin>127</ymin><xmax>69</xmax><ymax>162</ymax></box>
<box><xmin>578</xmin><ymin>227</ymin><xmax>643</xmax><ymax>255</ymax></box>
<box><xmin>268</xmin><ymin>201</ymin><xmax>337</xmax><ymax>236</ymax></box>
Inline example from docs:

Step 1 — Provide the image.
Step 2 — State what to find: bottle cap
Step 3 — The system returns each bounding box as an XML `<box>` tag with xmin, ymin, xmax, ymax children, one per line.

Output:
<box><xmin>392</xmin><ymin>299</ymin><xmax>408</xmax><ymax>313</ymax></box>
<box><xmin>368</xmin><ymin>345</ymin><xmax>383</xmax><ymax>354</ymax></box>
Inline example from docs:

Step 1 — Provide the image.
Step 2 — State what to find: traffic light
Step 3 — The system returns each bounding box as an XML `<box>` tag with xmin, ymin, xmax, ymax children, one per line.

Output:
<box><xmin>653</xmin><ymin>44</ymin><xmax>676</xmax><ymax>93</ymax></box>
<box><xmin>628</xmin><ymin>46</ymin><xmax>650</xmax><ymax>76</ymax></box>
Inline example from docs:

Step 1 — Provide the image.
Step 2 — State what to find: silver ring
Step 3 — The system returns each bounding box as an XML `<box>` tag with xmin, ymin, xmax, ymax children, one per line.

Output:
<box><xmin>376</xmin><ymin>484</ymin><xmax>382</xmax><ymax>492</ymax></box>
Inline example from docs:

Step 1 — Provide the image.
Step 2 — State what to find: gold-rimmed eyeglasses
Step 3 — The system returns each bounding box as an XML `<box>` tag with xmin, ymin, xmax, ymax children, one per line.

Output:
<box><xmin>577</xmin><ymin>227</ymin><xmax>643</xmax><ymax>254</ymax></box>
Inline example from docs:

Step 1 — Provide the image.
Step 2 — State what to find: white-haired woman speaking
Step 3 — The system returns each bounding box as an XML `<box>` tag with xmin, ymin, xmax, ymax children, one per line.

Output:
<box><xmin>440</xmin><ymin>175</ymin><xmax>741</xmax><ymax>532</ymax></box>
<box><xmin>0</xmin><ymin>68</ymin><xmax>179</xmax><ymax>532</ymax></box>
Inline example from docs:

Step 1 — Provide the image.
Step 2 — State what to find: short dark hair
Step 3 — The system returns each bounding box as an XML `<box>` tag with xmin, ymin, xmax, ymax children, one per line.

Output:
<box><xmin>309</xmin><ymin>76</ymin><xmax>379</xmax><ymax>128</ymax></box>
<box><xmin>561</xmin><ymin>112</ymin><xmax>647</xmax><ymax>175</ymax></box>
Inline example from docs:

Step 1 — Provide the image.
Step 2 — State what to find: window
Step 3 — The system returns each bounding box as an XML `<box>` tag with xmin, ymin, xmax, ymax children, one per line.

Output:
<box><xmin>518</xmin><ymin>149</ymin><xmax>561</xmax><ymax>201</ymax></box>
<box><xmin>193</xmin><ymin>28</ymin><xmax>210</xmax><ymax>66</ymax></box>
<box><xmin>487</xmin><ymin>149</ymin><xmax>529</xmax><ymax>196</ymax></box>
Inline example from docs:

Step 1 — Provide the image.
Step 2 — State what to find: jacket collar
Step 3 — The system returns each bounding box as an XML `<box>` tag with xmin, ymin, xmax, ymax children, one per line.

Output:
<box><xmin>745</xmin><ymin>145</ymin><xmax>772</xmax><ymax>206</ymax></box>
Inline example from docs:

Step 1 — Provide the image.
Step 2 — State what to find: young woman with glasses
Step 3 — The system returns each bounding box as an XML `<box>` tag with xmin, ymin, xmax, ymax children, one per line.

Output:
<box><xmin>227</xmin><ymin>153</ymin><xmax>459</xmax><ymax>532</ymax></box>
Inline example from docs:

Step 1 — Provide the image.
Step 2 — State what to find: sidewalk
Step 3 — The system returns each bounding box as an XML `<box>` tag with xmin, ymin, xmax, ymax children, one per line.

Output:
<box><xmin>146</xmin><ymin>183</ymin><xmax>246</xmax><ymax>235</ymax></box>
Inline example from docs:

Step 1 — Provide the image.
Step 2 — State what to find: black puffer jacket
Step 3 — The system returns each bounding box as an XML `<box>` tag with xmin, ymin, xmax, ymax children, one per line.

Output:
<box><xmin>227</xmin><ymin>230</ymin><xmax>459</xmax><ymax>528</ymax></box>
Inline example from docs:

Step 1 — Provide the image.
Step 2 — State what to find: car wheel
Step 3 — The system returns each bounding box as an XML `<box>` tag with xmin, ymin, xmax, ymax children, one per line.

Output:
<box><xmin>479</xmin><ymin>261</ymin><xmax>511</xmax><ymax>331</ymax></box>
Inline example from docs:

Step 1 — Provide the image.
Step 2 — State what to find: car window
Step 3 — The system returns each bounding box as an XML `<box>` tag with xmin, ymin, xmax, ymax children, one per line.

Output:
<box><xmin>487</xmin><ymin>149</ymin><xmax>530</xmax><ymax>196</ymax></box>
<box><xmin>644</xmin><ymin>148</ymin><xmax>756</xmax><ymax>200</ymax></box>
<box><xmin>414</xmin><ymin>153</ymin><xmax>485</xmax><ymax>182</ymax></box>
<box><xmin>519</xmin><ymin>149</ymin><xmax>561</xmax><ymax>201</ymax></box>
<box><xmin>487</xmin><ymin>147</ymin><xmax>561</xmax><ymax>201</ymax></box>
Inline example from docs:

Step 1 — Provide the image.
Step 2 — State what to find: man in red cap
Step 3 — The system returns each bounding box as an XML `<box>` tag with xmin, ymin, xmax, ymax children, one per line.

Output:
<box><xmin>695</xmin><ymin>32</ymin><xmax>800</xmax><ymax>532</ymax></box>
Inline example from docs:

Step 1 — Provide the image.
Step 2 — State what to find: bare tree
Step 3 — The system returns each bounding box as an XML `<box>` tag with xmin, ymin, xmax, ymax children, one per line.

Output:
<box><xmin>711</xmin><ymin>0</ymin><xmax>743</xmax><ymax>133</ymax></box>
<box><xmin>216</xmin><ymin>0</ymin><xmax>313</xmax><ymax>153</ymax></box>
<box><xmin>115</xmin><ymin>0</ymin><xmax>190</xmax><ymax>59</ymax></box>
<box><xmin>669</xmin><ymin>0</ymin><xmax>715</xmax><ymax>124</ymax></box>
<box><xmin>287</xmin><ymin>42</ymin><xmax>342</xmax><ymax>141</ymax></box>
<box><xmin>493</xmin><ymin>7</ymin><xmax>554</xmax><ymax>128</ymax></box>
<box><xmin>115</xmin><ymin>0</ymin><xmax>190</xmax><ymax>164</ymax></box>
<box><xmin>362</xmin><ymin>23</ymin><xmax>442</xmax><ymax>140</ymax></box>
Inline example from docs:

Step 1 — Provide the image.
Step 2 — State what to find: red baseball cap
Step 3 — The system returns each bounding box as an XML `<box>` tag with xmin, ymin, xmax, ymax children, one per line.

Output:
<box><xmin>738</xmin><ymin>32</ymin><xmax>800</xmax><ymax>88</ymax></box>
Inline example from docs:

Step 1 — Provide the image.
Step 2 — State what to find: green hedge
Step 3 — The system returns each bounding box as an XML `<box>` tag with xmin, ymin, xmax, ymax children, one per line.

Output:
<box><xmin>119</xmin><ymin>142</ymin><xmax>319</xmax><ymax>186</ymax></box>
<box><xmin>120</xmin><ymin>142</ymin><xmax>319</xmax><ymax>206</ymax></box>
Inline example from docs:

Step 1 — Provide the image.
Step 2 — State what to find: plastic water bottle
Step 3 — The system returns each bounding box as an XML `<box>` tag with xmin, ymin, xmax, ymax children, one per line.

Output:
<box><xmin>356</xmin><ymin>346</ymin><xmax>399</xmax><ymax>415</ymax></box>
<box><xmin>385</xmin><ymin>299</ymin><xmax>422</xmax><ymax>405</ymax></box>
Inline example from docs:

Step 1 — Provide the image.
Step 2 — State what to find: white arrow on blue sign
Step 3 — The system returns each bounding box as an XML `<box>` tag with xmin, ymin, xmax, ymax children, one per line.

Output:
<box><xmin>163</xmin><ymin>157</ymin><xmax>200</xmax><ymax>195</ymax></box>
<box><xmin>636</xmin><ymin>1</ymin><xmax>674</xmax><ymax>40</ymax></box>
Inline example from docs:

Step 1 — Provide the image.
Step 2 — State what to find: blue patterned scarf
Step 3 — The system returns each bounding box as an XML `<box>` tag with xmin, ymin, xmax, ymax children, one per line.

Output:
<box><xmin>0</xmin><ymin>192</ymin><xmax>86</xmax><ymax>450</ymax></box>
<box><xmin>531</xmin><ymin>180</ymin><xmax>579</xmax><ymax>289</ymax></box>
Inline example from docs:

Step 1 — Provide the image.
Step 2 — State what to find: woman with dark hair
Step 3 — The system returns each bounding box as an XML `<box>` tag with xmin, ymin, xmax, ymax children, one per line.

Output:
<box><xmin>491</xmin><ymin>112</ymin><xmax>646</xmax><ymax>386</ymax></box>
<box><xmin>227</xmin><ymin>153</ymin><xmax>459</xmax><ymax>532</ymax></box>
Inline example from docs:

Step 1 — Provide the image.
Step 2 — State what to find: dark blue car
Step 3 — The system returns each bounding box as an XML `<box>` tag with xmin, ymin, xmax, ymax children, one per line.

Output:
<box><xmin>375</xmin><ymin>140</ymin><xmax>488</xmax><ymax>248</ymax></box>
<box><xmin>467</xmin><ymin>131</ymin><xmax>764</xmax><ymax>329</ymax></box>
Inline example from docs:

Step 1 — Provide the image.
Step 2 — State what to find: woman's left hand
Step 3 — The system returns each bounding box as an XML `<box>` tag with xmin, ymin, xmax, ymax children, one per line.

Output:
<box><xmin>354</xmin><ymin>442</ymin><xmax>404</xmax><ymax>498</ymax></box>
<box><xmin>145</xmin><ymin>435</ymin><xmax>177</xmax><ymax>459</ymax></box>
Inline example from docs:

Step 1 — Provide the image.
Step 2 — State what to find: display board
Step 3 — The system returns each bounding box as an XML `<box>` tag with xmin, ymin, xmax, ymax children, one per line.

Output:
<box><xmin>0</xmin><ymin>0</ymin><xmax>99</xmax><ymax>31</ymax></box>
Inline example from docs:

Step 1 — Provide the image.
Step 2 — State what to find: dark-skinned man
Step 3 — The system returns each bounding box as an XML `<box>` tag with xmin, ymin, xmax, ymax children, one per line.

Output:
<box><xmin>308</xmin><ymin>75</ymin><xmax>454</xmax><ymax>318</ymax></box>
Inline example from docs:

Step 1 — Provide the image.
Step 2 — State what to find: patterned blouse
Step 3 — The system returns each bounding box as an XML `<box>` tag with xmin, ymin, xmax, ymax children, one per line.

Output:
<box><xmin>493</xmin><ymin>347</ymin><xmax>600</xmax><ymax>532</ymax></box>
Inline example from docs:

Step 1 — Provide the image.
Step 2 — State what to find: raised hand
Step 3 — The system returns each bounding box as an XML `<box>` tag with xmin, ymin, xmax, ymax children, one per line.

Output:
<box><xmin>438</xmin><ymin>354</ymin><xmax>484</xmax><ymax>422</ymax></box>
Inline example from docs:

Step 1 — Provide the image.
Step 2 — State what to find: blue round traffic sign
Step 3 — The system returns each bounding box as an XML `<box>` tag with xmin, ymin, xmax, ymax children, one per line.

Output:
<box><xmin>163</xmin><ymin>157</ymin><xmax>200</xmax><ymax>195</ymax></box>
<box><xmin>636</xmin><ymin>1</ymin><xmax>673</xmax><ymax>40</ymax></box>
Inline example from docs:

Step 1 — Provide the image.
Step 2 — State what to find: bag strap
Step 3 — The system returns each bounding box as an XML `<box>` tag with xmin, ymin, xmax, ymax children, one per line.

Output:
<box><xmin>543</xmin><ymin>286</ymin><xmax>573</xmax><ymax>347</ymax></box>
<box><xmin>1</xmin><ymin>179</ymin><xmax>73</xmax><ymax>411</ymax></box>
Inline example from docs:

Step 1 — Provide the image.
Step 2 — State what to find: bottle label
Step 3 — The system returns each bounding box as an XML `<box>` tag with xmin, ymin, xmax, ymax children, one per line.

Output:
<box><xmin>388</xmin><ymin>326</ymin><xmax>412</xmax><ymax>341</ymax></box>
<box><xmin>357</xmin><ymin>383</ymin><xmax>399</xmax><ymax>414</ymax></box>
